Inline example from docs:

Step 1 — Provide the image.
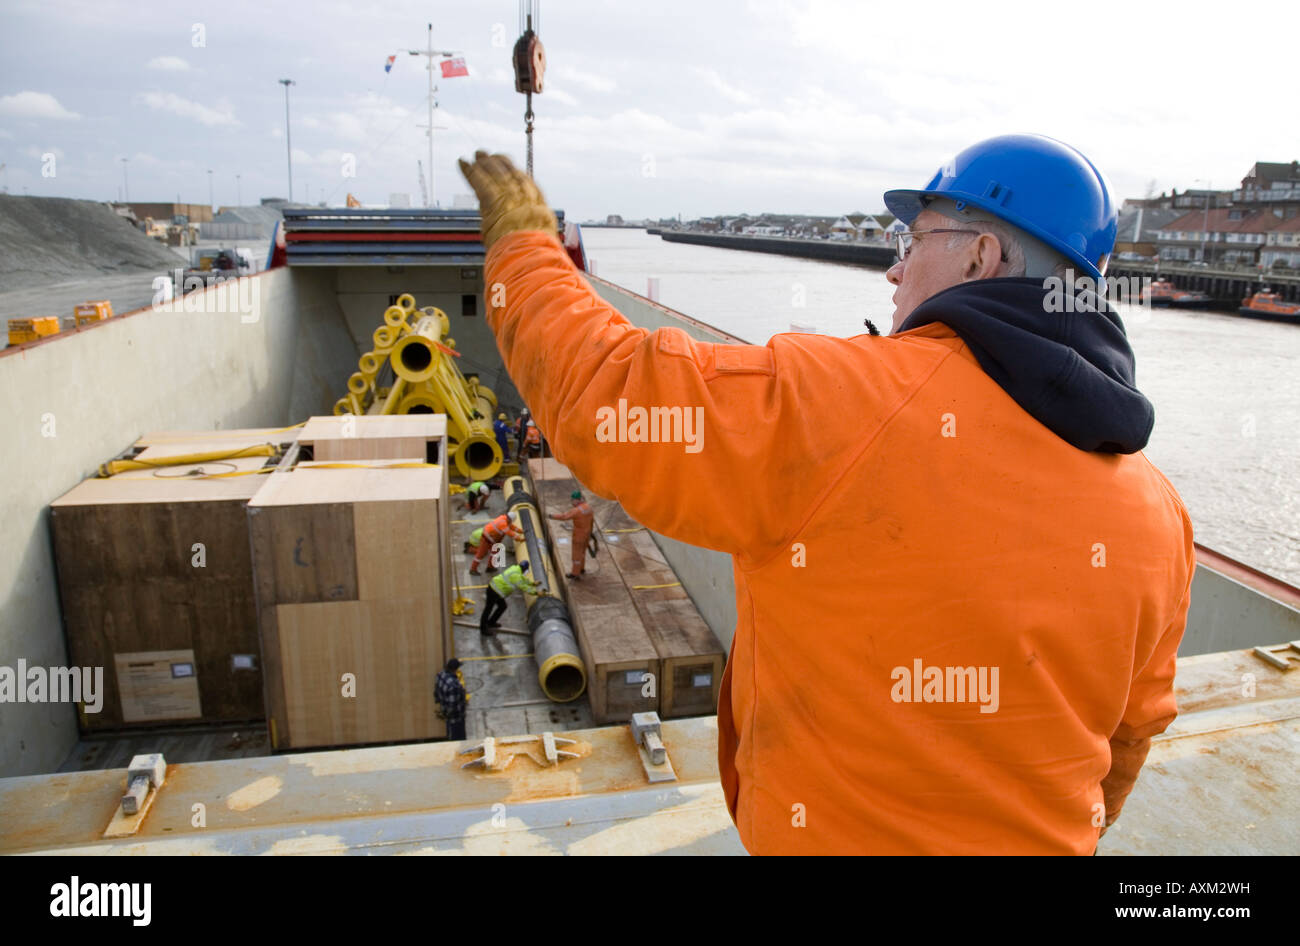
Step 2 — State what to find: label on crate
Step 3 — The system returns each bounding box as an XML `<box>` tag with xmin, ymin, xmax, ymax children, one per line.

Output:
<box><xmin>115</xmin><ymin>649</ymin><xmax>202</xmax><ymax>722</ymax></box>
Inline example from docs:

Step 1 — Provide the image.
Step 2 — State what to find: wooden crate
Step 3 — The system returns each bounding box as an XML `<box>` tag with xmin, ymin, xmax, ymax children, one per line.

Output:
<box><xmin>247</xmin><ymin>455</ymin><xmax>450</xmax><ymax>749</ymax></box>
<box><xmin>529</xmin><ymin>461</ymin><xmax>659</xmax><ymax>724</ymax></box>
<box><xmin>297</xmin><ymin>414</ymin><xmax>447</xmax><ymax>464</ymax></box>
<box><xmin>49</xmin><ymin>431</ymin><xmax>292</xmax><ymax>731</ymax></box>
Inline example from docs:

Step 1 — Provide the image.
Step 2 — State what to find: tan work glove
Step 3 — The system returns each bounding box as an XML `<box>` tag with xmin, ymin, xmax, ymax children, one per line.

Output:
<box><xmin>457</xmin><ymin>150</ymin><xmax>558</xmax><ymax>252</ymax></box>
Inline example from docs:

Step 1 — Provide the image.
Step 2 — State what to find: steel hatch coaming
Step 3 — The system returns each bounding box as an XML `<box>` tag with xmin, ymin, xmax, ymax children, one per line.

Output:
<box><xmin>284</xmin><ymin>250</ymin><xmax>488</xmax><ymax>266</ymax></box>
<box><xmin>3</xmin><ymin>649</ymin><xmax>1297</xmax><ymax>855</ymax></box>
<box><xmin>0</xmin><ymin>716</ymin><xmax>741</xmax><ymax>855</ymax></box>
<box><xmin>279</xmin><ymin>207</ymin><xmax>563</xmax><ymax>269</ymax></box>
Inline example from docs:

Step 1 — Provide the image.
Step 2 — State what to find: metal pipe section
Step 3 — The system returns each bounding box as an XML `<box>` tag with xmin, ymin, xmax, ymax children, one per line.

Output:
<box><xmin>504</xmin><ymin>476</ymin><xmax>587</xmax><ymax>702</ymax></box>
<box><xmin>389</xmin><ymin>313</ymin><xmax>501</xmax><ymax>480</ymax></box>
<box><xmin>333</xmin><ymin>298</ymin><xmax>502</xmax><ymax>478</ymax></box>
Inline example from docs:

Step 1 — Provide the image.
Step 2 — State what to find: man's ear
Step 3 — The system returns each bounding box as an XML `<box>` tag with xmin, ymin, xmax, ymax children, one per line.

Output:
<box><xmin>963</xmin><ymin>233</ymin><xmax>1003</xmax><ymax>281</ymax></box>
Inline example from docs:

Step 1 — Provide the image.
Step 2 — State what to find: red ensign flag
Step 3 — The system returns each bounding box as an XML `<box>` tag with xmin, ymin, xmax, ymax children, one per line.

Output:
<box><xmin>440</xmin><ymin>57</ymin><xmax>469</xmax><ymax>78</ymax></box>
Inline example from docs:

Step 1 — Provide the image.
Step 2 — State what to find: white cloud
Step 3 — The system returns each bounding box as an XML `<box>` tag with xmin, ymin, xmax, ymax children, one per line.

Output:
<box><xmin>146</xmin><ymin>56</ymin><xmax>191</xmax><ymax>72</ymax></box>
<box><xmin>547</xmin><ymin>88</ymin><xmax>579</xmax><ymax>108</ymax></box>
<box><xmin>24</xmin><ymin>145</ymin><xmax>65</xmax><ymax>160</ymax></box>
<box><xmin>694</xmin><ymin>69</ymin><xmax>758</xmax><ymax>108</ymax></box>
<box><xmin>553</xmin><ymin>64</ymin><xmax>616</xmax><ymax>94</ymax></box>
<box><xmin>299</xmin><ymin>93</ymin><xmax>412</xmax><ymax>143</ymax></box>
<box><xmin>137</xmin><ymin>92</ymin><xmax>239</xmax><ymax>127</ymax></box>
<box><xmin>0</xmin><ymin>91</ymin><xmax>80</xmax><ymax>120</ymax></box>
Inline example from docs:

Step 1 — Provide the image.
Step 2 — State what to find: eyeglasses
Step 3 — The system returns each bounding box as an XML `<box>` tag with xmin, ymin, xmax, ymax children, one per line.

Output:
<box><xmin>894</xmin><ymin>228</ymin><xmax>1008</xmax><ymax>264</ymax></box>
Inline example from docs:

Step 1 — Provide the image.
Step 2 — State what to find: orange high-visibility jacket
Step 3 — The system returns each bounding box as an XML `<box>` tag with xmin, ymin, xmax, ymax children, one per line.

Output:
<box><xmin>485</xmin><ymin>231</ymin><xmax>1195</xmax><ymax>855</ymax></box>
<box><xmin>483</xmin><ymin>515</ymin><xmax>521</xmax><ymax>544</ymax></box>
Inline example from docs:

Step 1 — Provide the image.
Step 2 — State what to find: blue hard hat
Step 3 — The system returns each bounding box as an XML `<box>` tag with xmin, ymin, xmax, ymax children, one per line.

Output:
<box><xmin>884</xmin><ymin>134</ymin><xmax>1117</xmax><ymax>280</ymax></box>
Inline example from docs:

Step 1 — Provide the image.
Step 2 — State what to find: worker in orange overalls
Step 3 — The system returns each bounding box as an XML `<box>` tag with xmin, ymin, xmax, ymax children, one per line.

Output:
<box><xmin>459</xmin><ymin>138</ymin><xmax>1195</xmax><ymax>855</ymax></box>
<box><xmin>549</xmin><ymin>490</ymin><xmax>595</xmax><ymax>579</ymax></box>
<box><xmin>521</xmin><ymin>420</ymin><xmax>542</xmax><ymax>460</ymax></box>
<box><xmin>468</xmin><ymin>512</ymin><xmax>523</xmax><ymax>576</ymax></box>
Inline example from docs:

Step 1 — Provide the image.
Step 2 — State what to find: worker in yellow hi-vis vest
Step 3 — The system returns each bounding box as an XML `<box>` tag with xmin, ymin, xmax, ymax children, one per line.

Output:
<box><xmin>480</xmin><ymin>561</ymin><xmax>539</xmax><ymax>635</ymax></box>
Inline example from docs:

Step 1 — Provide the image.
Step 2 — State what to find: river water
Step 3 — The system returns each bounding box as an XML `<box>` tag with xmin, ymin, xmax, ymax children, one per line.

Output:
<box><xmin>582</xmin><ymin>228</ymin><xmax>1300</xmax><ymax>586</ymax></box>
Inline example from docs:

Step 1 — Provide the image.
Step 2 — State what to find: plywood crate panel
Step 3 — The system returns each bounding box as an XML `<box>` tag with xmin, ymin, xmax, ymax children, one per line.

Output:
<box><xmin>274</xmin><ymin>597</ymin><xmax>444</xmax><ymax>748</ymax></box>
<box><xmin>298</xmin><ymin>415</ymin><xmax>447</xmax><ymax>463</ymax></box>
<box><xmin>247</xmin><ymin>458</ymin><xmax>450</xmax><ymax>748</ymax></box>
<box><xmin>49</xmin><ymin>440</ymin><xmax>279</xmax><ymax>731</ymax></box>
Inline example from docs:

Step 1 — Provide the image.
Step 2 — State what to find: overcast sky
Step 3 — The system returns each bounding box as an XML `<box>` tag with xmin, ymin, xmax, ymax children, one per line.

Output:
<box><xmin>1</xmin><ymin>0</ymin><xmax>1296</xmax><ymax>220</ymax></box>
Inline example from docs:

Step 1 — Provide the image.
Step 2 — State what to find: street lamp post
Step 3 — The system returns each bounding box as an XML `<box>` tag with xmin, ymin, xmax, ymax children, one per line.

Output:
<box><xmin>279</xmin><ymin>79</ymin><xmax>295</xmax><ymax>201</ymax></box>
<box><xmin>207</xmin><ymin>169</ymin><xmax>214</xmax><ymax>212</ymax></box>
<box><xmin>121</xmin><ymin>157</ymin><xmax>129</xmax><ymax>203</ymax></box>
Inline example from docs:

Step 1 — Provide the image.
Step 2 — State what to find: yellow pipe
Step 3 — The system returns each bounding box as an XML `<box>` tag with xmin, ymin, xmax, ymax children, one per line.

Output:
<box><xmin>419</xmin><ymin>305</ymin><xmax>449</xmax><ymax>335</ymax></box>
<box><xmin>379</xmin><ymin>376</ymin><xmax>407</xmax><ymax>415</ymax></box>
<box><xmin>503</xmin><ymin>475</ymin><xmax>586</xmax><ymax>702</ymax></box>
<box><xmin>339</xmin><ymin>299</ymin><xmax>503</xmax><ymax>478</ymax></box>
<box><xmin>98</xmin><ymin>444</ymin><xmax>276</xmax><ymax>477</ymax></box>
<box><xmin>383</xmin><ymin>305</ymin><xmax>410</xmax><ymax>330</ymax></box>
<box><xmin>391</xmin><ymin>315</ymin><xmax>444</xmax><ymax>384</ymax></box>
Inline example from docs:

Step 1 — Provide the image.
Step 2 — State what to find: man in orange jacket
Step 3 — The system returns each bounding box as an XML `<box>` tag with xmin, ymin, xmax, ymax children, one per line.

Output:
<box><xmin>468</xmin><ymin>512</ymin><xmax>524</xmax><ymax>576</ymax></box>
<box><xmin>459</xmin><ymin>135</ymin><xmax>1195</xmax><ymax>855</ymax></box>
<box><xmin>550</xmin><ymin>490</ymin><xmax>595</xmax><ymax>579</ymax></box>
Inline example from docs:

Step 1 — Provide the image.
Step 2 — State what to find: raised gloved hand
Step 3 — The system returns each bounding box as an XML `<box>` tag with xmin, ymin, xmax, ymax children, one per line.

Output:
<box><xmin>457</xmin><ymin>150</ymin><xmax>558</xmax><ymax>252</ymax></box>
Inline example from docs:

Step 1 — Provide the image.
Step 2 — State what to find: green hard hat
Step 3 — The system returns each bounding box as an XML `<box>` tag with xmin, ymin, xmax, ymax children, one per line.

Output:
<box><xmin>571</xmin><ymin>491</ymin><xmax>583</xmax><ymax>500</ymax></box>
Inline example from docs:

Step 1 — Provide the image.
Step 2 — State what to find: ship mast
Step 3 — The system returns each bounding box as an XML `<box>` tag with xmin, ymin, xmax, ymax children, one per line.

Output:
<box><xmin>409</xmin><ymin>23</ymin><xmax>456</xmax><ymax>207</ymax></box>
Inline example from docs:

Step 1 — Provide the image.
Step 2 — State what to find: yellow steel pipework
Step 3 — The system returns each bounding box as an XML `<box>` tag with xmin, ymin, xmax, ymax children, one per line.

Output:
<box><xmin>390</xmin><ymin>314</ymin><xmax>446</xmax><ymax>384</ymax></box>
<box><xmin>98</xmin><ymin>444</ymin><xmax>277</xmax><ymax>477</ymax></box>
<box><xmin>383</xmin><ymin>305</ymin><xmax>410</xmax><ymax>330</ymax></box>
<box><xmin>503</xmin><ymin>475</ymin><xmax>586</xmax><ymax>702</ymax></box>
<box><xmin>379</xmin><ymin>376</ymin><xmax>407</xmax><ymax>415</ymax></box>
<box><xmin>337</xmin><ymin>296</ymin><xmax>502</xmax><ymax>478</ymax></box>
<box><xmin>390</xmin><ymin>311</ymin><xmax>501</xmax><ymax>480</ymax></box>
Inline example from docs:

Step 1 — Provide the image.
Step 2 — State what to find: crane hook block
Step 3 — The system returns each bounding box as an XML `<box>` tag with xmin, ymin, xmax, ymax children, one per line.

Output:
<box><xmin>513</xmin><ymin>31</ymin><xmax>546</xmax><ymax>94</ymax></box>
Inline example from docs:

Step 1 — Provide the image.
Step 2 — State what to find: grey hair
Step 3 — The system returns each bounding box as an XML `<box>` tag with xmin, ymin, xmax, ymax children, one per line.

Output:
<box><xmin>931</xmin><ymin>198</ymin><xmax>1071</xmax><ymax>279</ymax></box>
<box><xmin>945</xmin><ymin>218</ymin><xmax>1028</xmax><ymax>277</ymax></box>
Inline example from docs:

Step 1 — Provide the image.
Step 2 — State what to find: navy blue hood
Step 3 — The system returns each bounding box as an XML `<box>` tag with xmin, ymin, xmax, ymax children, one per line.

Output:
<box><xmin>897</xmin><ymin>277</ymin><xmax>1153</xmax><ymax>454</ymax></box>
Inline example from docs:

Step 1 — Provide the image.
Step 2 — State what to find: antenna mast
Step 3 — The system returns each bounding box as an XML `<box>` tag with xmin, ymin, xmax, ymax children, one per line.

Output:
<box><xmin>409</xmin><ymin>23</ymin><xmax>455</xmax><ymax>207</ymax></box>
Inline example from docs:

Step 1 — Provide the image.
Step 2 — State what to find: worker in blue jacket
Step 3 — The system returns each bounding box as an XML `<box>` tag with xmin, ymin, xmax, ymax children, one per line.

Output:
<box><xmin>494</xmin><ymin>412</ymin><xmax>512</xmax><ymax>459</ymax></box>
